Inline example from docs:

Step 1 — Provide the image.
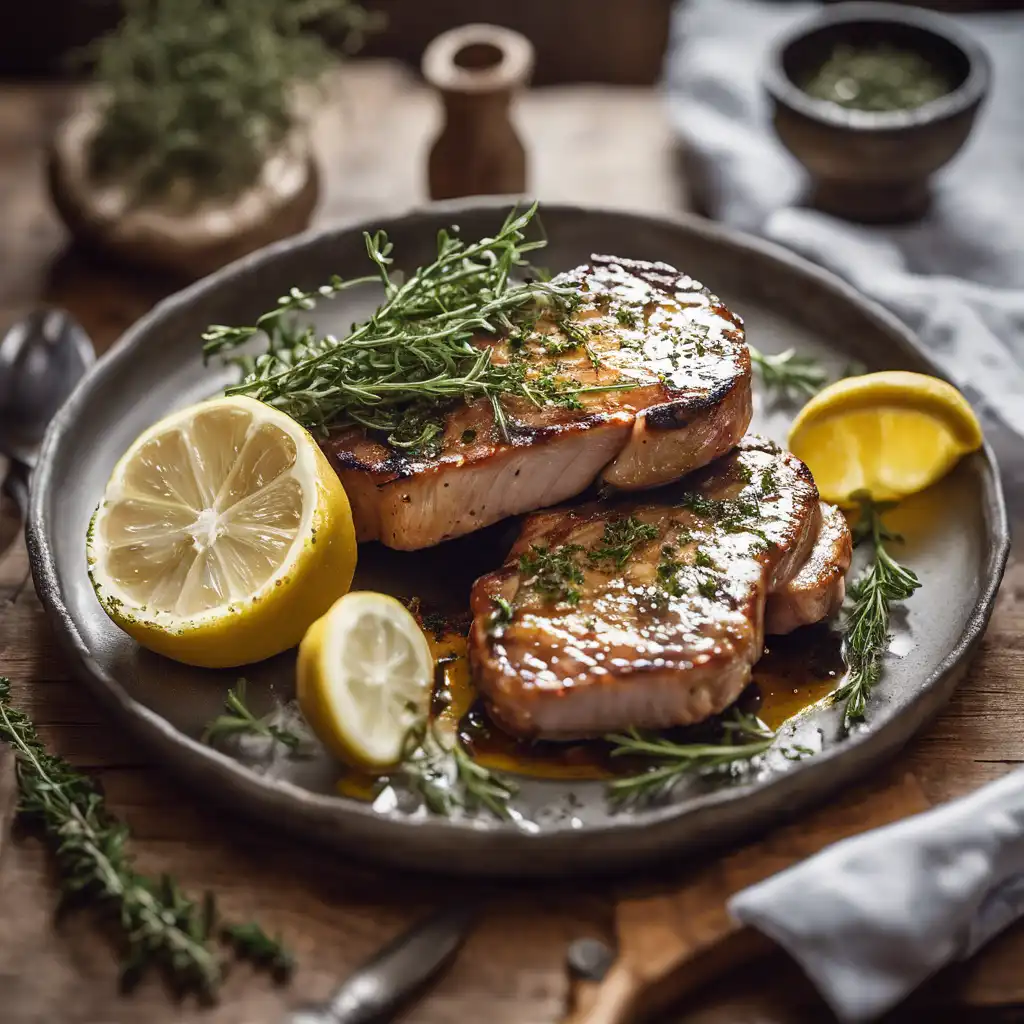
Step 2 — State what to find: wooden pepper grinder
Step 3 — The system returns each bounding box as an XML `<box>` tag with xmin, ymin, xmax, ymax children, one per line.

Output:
<box><xmin>422</xmin><ymin>24</ymin><xmax>534</xmax><ymax>200</ymax></box>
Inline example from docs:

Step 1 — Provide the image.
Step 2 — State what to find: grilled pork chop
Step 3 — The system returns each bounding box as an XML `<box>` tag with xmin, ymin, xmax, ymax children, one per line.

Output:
<box><xmin>322</xmin><ymin>256</ymin><xmax>751</xmax><ymax>550</ymax></box>
<box><xmin>764</xmin><ymin>503</ymin><xmax>852</xmax><ymax>635</ymax></box>
<box><xmin>468</xmin><ymin>437</ymin><xmax>852</xmax><ymax>739</ymax></box>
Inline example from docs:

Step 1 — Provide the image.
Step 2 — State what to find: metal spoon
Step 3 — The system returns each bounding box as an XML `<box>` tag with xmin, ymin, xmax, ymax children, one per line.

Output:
<box><xmin>0</xmin><ymin>309</ymin><xmax>95</xmax><ymax>516</ymax></box>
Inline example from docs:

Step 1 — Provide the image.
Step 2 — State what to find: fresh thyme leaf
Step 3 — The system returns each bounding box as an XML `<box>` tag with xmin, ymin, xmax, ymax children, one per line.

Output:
<box><xmin>694</xmin><ymin>549</ymin><xmax>715</xmax><ymax>569</ymax></box>
<box><xmin>832</xmin><ymin>494</ymin><xmax>921</xmax><ymax>730</ymax></box>
<box><xmin>451</xmin><ymin>741</ymin><xmax>518</xmax><ymax>820</ymax></box>
<box><xmin>394</xmin><ymin>720</ymin><xmax>517</xmax><ymax>819</ymax></box>
<box><xmin>655</xmin><ymin>543</ymin><xmax>686</xmax><ymax>600</ymax></box>
<box><xmin>518</xmin><ymin>543</ymin><xmax>585</xmax><ymax>606</ymax></box>
<box><xmin>587</xmin><ymin>515</ymin><xmax>659</xmax><ymax>570</ymax></box>
<box><xmin>615</xmin><ymin>305</ymin><xmax>640</xmax><ymax>329</ymax></box>
<box><xmin>605</xmin><ymin>711</ymin><xmax>775</xmax><ymax>807</ymax></box>
<box><xmin>748</xmin><ymin>345</ymin><xmax>829</xmax><ymax>401</ymax></box>
<box><xmin>221</xmin><ymin>922</ymin><xmax>294</xmax><ymax>983</ymax></box>
<box><xmin>203</xmin><ymin>204</ymin><xmax>629</xmax><ymax>444</ymax></box>
<box><xmin>488</xmin><ymin>596</ymin><xmax>514</xmax><ymax>636</ymax></box>
<box><xmin>201</xmin><ymin>679</ymin><xmax>303</xmax><ymax>752</ymax></box>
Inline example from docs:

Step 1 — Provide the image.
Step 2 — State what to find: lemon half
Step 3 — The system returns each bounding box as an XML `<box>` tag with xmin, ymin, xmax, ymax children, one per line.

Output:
<box><xmin>297</xmin><ymin>592</ymin><xmax>433</xmax><ymax>769</ymax></box>
<box><xmin>87</xmin><ymin>395</ymin><xmax>357</xmax><ymax>667</ymax></box>
<box><xmin>788</xmin><ymin>371</ymin><xmax>983</xmax><ymax>505</ymax></box>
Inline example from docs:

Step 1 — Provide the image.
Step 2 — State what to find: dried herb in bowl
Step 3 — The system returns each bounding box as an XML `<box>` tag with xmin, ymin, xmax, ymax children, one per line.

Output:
<box><xmin>802</xmin><ymin>43</ymin><xmax>952</xmax><ymax>113</ymax></box>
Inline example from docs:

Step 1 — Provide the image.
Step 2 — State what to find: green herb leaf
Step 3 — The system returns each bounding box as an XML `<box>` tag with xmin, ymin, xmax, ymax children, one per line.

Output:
<box><xmin>201</xmin><ymin>679</ymin><xmax>304</xmax><ymax>753</ymax></box>
<box><xmin>393</xmin><ymin>720</ymin><xmax>517</xmax><ymax>819</ymax></box>
<box><xmin>832</xmin><ymin>494</ymin><xmax>921</xmax><ymax>730</ymax></box>
<box><xmin>749</xmin><ymin>345</ymin><xmax>829</xmax><ymax>402</ymax></box>
<box><xmin>204</xmin><ymin>204</ymin><xmax>630</xmax><ymax>447</ymax></box>
<box><xmin>605</xmin><ymin>711</ymin><xmax>775</xmax><ymax>807</ymax></box>
<box><xmin>587</xmin><ymin>515</ymin><xmax>659</xmax><ymax>570</ymax></box>
<box><xmin>518</xmin><ymin>543</ymin><xmax>586</xmax><ymax>606</ymax></box>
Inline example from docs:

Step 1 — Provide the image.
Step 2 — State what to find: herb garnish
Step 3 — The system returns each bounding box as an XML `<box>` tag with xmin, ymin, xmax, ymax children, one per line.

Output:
<box><xmin>488</xmin><ymin>596</ymin><xmax>514</xmax><ymax>636</ymax></box>
<box><xmin>605</xmin><ymin>711</ymin><xmax>775</xmax><ymax>807</ymax></box>
<box><xmin>587</xmin><ymin>515</ymin><xmax>659</xmax><ymax>570</ymax></box>
<box><xmin>0</xmin><ymin>678</ymin><xmax>292</xmax><ymax>998</ymax></box>
<box><xmin>749</xmin><ymin>345</ymin><xmax>829</xmax><ymax>401</ymax></box>
<box><xmin>201</xmin><ymin>679</ymin><xmax>303</xmax><ymax>752</ymax></box>
<box><xmin>395</xmin><ymin>720</ymin><xmax>517</xmax><ymax>819</ymax></box>
<box><xmin>204</xmin><ymin>204</ymin><xmax>629</xmax><ymax>448</ymax></box>
<box><xmin>655</xmin><ymin>544</ymin><xmax>686</xmax><ymax>600</ymax></box>
<box><xmin>221</xmin><ymin>922</ymin><xmax>295</xmax><ymax>983</ymax></box>
<box><xmin>518</xmin><ymin>543</ymin><xmax>586</xmax><ymax>606</ymax></box>
<box><xmin>832</xmin><ymin>495</ymin><xmax>921</xmax><ymax>730</ymax></box>
<box><xmin>615</xmin><ymin>305</ymin><xmax>640</xmax><ymax>329</ymax></box>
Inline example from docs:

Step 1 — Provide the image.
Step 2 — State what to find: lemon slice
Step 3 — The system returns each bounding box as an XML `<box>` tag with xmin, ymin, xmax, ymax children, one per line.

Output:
<box><xmin>297</xmin><ymin>592</ymin><xmax>433</xmax><ymax>769</ymax></box>
<box><xmin>87</xmin><ymin>395</ymin><xmax>357</xmax><ymax>668</ymax></box>
<box><xmin>788</xmin><ymin>371</ymin><xmax>983</xmax><ymax>505</ymax></box>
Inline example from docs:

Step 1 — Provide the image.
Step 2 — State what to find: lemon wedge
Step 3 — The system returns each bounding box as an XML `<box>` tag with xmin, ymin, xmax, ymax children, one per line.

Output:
<box><xmin>297</xmin><ymin>592</ymin><xmax>433</xmax><ymax>769</ymax></box>
<box><xmin>87</xmin><ymin>395</ymin><xmax>357</xmax><ymax>668</ymax></box>
<box><xmin>788</xmin><ymin>371</ymin><xmax>983</xmax><ymax>505</ymax></box>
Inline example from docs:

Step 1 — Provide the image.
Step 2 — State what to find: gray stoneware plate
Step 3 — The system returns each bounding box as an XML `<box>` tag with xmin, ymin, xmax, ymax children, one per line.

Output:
<box><xmin>27</xmin><ymin>200</ymin><xmax>1010</xmax><ymax>876</ymax></box>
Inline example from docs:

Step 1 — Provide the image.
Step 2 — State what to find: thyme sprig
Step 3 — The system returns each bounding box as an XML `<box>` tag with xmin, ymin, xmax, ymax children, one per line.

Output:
<box><xmin>606</xmin><ymin>711</ymin><xmax>775</xmax><ymax>807</ymax></box>
<box><xmin>0</xmin><ymin>678</ymin><xmax>292</xmax><ymax>999</ymax></box>
<box><xmin>201</xmin><ymin>679</ymin><xmax>304</xmax><ymax>752</ymax></box>
<box><xmin>203</xmin><ymin>204</ymin><xmax>627</xmax><ymax>447</ymax></box>
<box><xmin>749</xmin><ymin>345</ymin><xmax>829</xmax><ymax>401</ymax></box>
<box><xmin>832</xmin><ymin>495</ymin><xmax>921</xmax><ymax>730</ymax></box>
<box><xmin>394</xmin><ymin>720</ymin><xmax>518</xmax><ymax>820</ymax></box>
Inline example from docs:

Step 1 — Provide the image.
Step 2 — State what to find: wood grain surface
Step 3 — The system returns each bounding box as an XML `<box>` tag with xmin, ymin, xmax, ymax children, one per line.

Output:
<box><xmin>0</xmin><ymin>61</ymin><xmax>1022</xmax><ymax>1024</ymax></box>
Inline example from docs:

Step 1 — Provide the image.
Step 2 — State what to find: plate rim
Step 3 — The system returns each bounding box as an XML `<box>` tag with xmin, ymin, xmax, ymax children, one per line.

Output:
<box><xmin>26</xmin><ymin>197</ymin><xmax>1012</xmax><ymax>872</ymax></box>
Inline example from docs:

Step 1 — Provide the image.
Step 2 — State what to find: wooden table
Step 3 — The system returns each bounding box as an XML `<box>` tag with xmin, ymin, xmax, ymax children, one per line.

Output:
<box><xmin>1</xmin><ymin>62</ymin><xmax>1022</xmax><ymax>1024</ymax></box>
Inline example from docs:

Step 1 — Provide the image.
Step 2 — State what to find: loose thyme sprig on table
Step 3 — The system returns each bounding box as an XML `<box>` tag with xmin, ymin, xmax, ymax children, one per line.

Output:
<box><xmin>203</xmin><ymin>203</ymin><xmax>628</xmax><ymax>450</ymax></box>
<box><xmin>201</xmin><ymin>678</ymin><xmax>304</xmax><ymax>752</ymax></box>
<box><xmin>832</xmin><ymin>494</ymin><xmax>921</xmax><ymax>730</ymax></box>
<box><xmin>0</xmin><ymin>678</ymin><xmax>293</xmax><ymax>999</ymax></box>
<box><xmin>605</xmin><ymin>711</ymin><xmax>776</xmax><ymax>808</ymax></box>
<box><xmin>393</xmin><ymin>719</ymin><xmax>518</xmax><ymax>820</ymax></box>
<box><xmin>748</xmin><ymin>345</ymin><xmax>829</xmax><ymax>401</ymax></box>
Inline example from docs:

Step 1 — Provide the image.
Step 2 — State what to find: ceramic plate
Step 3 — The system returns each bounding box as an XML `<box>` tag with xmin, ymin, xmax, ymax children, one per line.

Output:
<box><xmin>27</xmin><ymin>201</ymin><xmax>1010</xmax><ymax>876</ymax></box>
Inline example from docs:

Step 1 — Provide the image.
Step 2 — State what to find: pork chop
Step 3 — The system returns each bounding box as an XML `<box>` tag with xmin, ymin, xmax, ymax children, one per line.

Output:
<box><xmin>764</xmin><ymin>502</ymin><xmax>852</xmax><ymax>636</ymax></box>
<box><xmin>468</xmin><ymin>437</ymin><xmax>851</xmax><ymax>739</ymax></box>
<box><xmin>321</xmin><ymin>255</ymin><xmax>751</xmax><ymax>550</ymax></box>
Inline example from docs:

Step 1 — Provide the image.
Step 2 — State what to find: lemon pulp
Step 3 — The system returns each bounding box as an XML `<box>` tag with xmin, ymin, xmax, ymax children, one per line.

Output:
<box><xmin>788</xmin><ymin>371</ymin><xmax>983</xmax><ymax>505</ymax></box>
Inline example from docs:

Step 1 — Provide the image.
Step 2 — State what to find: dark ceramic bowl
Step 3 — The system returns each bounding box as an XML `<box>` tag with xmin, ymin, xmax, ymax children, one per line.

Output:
<box><xmin>763</xmin><ymin>2</ymin><xmax>990</xmax><ymax>222</ymax></box>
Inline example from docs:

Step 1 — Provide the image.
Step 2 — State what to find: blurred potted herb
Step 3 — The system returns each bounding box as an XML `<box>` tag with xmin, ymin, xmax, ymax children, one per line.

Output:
<box><xmin>49</xmin><ymin>0</ymin><xmax>378</xmax><ymax>277</ymax></box>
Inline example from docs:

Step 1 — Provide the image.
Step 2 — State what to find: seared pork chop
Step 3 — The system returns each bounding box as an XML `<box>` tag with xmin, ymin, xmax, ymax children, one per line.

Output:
<box><xmin>764</xmin><ymin>503</ymin><xmax>852</xmax><ymax>635</ymax></box>
<box><xmin>469</xmin><ymin>437</ymin><xmax>851</xmax><ymax>739</ymax></box>
<box><xmin>322</xmin><ymin>256</ymin><xmax>751</xmax><ymax>550</ymax></box>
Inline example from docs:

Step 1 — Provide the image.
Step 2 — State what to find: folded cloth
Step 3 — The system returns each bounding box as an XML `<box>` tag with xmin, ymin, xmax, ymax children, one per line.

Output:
<box><xmin>728</xmin><ymin>767</ymin><xmax>1024</xmax><ymax>1022</ymax></box>
<box><xmin>664</xmin><ymin>0</ymin><xmax>1024</xmax><ymax>438</ymax></box>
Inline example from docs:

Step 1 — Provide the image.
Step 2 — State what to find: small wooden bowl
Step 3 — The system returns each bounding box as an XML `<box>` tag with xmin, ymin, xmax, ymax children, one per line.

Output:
<box><xmin>763</xmin><ymin>1</ymin><xmax>990</xmax><ymax>222</ymax></box>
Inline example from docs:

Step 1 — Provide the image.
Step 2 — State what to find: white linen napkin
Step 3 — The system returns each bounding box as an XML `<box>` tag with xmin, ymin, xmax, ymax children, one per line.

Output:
<box><xmin>729</xmin><ymin>767</ymin><xmax>1024</xmax><ymax>1021</ymax></box>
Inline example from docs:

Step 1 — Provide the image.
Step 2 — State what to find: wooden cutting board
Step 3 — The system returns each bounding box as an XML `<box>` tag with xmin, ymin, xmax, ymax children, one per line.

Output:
<box><xmin>565</xmin><ymin>771</ymin><xmax>931</xmax><ymax>1024</ymax></box>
